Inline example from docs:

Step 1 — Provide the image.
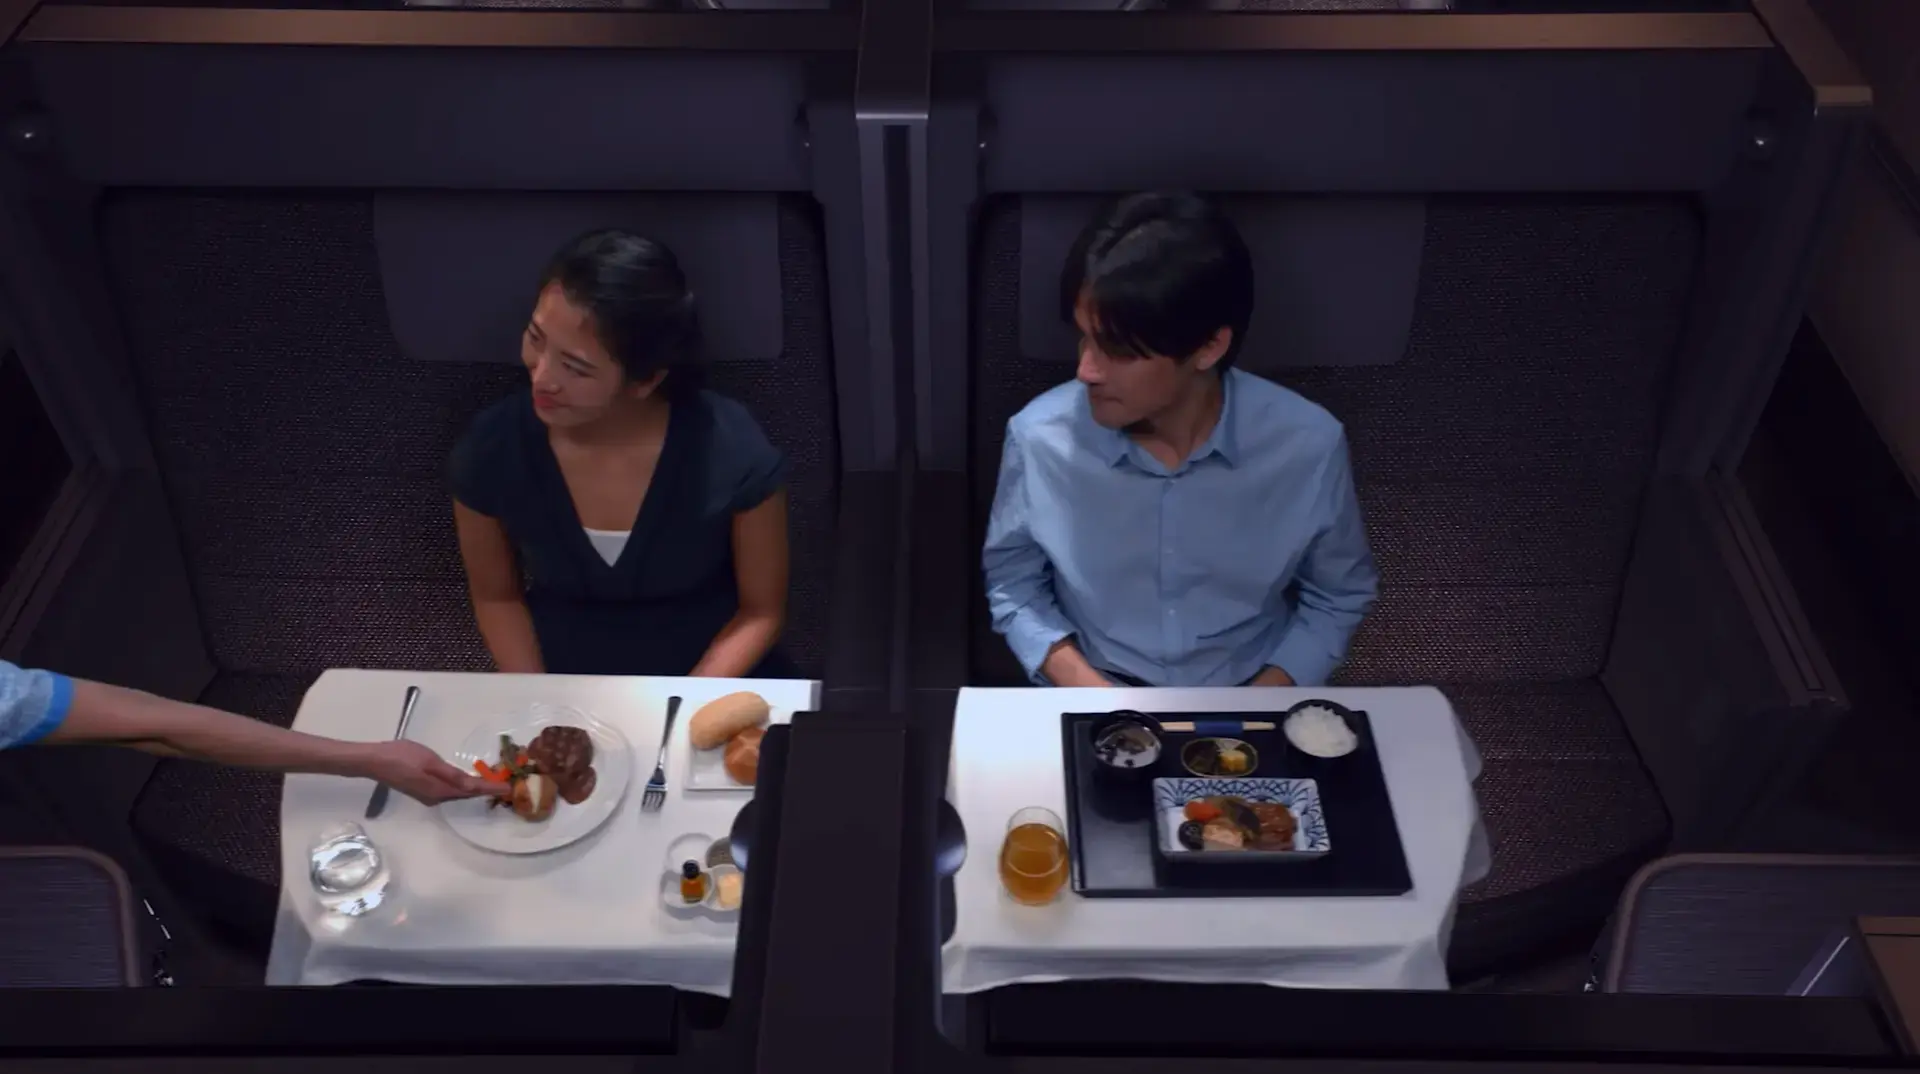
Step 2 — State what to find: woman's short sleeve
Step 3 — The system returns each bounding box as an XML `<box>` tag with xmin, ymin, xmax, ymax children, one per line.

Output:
<box><xmin>448</xmin><ymin>400</ymin><xmax>514</xmax><ymax>518</ymax></box>
<box><xmin>712</xmin><ymin>396</ymin><xmax>788</xmax><ymax>514</ymax></box>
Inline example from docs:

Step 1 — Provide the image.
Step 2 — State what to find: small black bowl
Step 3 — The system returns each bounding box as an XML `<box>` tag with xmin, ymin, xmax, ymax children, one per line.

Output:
<box><xmin>1279</xmin><ymin>698</ymin><xmax>1368</xmax><ymax>764</ymax></box>
<box><xmin>1088</xmin><ymin>709</ymin><xmax>1164</xmax><ymax>784</ymax></box>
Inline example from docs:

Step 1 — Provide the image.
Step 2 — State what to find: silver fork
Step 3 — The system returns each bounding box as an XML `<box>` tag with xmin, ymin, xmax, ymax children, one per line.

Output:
<box><xmin>642</xmin><ymin>696</ymin><xmax>682</xmax><ymax>812</ymax></box>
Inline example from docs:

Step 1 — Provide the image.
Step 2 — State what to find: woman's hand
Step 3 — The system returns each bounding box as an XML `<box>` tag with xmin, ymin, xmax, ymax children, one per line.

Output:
<box><xmin>358</xmin><ymin>741</ymin><xmax>508</xmax><ymax>805</ymax></box>
<box><xmin>690</xmin><ymin>490</ymin><xmax>789</xmax><ymax>678</ymax></box>
<box><xmin>452</xmin><ymin>500</ymin><xmax>546</xmax><ymax>674</ymax></box>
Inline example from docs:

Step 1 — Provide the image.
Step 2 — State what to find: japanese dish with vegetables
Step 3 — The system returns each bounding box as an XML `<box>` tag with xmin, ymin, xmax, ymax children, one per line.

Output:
<box><xmin>473</xmin><ymin>725</ymin><xmax>597</xmax><ymax>822</ymax></box>
<box><xmin>1181</xmin><ymin>737</ymin><xmax>1257</xmax><ymax>777</ymax></box>
<box><xmin>1175</xmin><ymin>795</ymin><xmax>1298</xmax><ymax>852</ymax></box>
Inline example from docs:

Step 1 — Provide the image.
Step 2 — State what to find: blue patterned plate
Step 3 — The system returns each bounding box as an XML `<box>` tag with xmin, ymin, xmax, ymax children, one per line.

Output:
<box><xmin>1152</xmin><ymin>777</ymin><xmax>1331</xmax><ymax>861</ymax></box>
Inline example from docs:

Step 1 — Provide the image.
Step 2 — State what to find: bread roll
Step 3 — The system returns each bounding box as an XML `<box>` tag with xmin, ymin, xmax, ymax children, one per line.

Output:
<box><xmin>688</xmin><ymin>691</ymin><xmax>770</xmax><ymax>750</ymax></box>
<box><xmin>723</xmin><ymin>725</ymin><xmax>765</xmax><ymax>786</ymax></box>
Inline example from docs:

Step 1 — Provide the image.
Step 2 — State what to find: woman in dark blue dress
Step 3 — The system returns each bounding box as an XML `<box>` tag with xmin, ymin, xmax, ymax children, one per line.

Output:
<box><xmin>449</xmin><ymin>230</ymin><xmax>794</xmax><ymax>679</ymax></box>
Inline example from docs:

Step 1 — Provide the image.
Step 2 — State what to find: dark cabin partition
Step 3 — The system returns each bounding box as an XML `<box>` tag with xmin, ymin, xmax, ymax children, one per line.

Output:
<box><xmin>901</xmin><ymin>0</ymin><xmax>1868</xmax><ymax>993</ymax></box>
<box><xmin>0</xmin><ymin>1</ymin><xmax>900</xmax><ymax>979</ymax></box>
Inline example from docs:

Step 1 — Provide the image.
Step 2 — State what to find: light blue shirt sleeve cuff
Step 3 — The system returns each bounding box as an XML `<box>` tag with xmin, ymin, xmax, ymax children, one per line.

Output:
<box><xmin>2</xmin><ymin>667</ymin><xmax>75</xmax><ymax>748</ymax></box>
<box><xmin>1268</xmin><ymin>631</ymin><xmax>1337</xmax><ymax>689</ymax></box>
<box><xmin>1005</xmin><ymin>615</ymin><xmax>1075</xmax><ymax>683</ymax></box>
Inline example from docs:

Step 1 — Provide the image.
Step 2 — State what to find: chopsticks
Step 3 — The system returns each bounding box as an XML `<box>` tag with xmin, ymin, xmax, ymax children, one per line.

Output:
<box><xmin>1158</xmin><ymin>719</ymin><xmax>1276</xmax><ymax>733</ymax></box>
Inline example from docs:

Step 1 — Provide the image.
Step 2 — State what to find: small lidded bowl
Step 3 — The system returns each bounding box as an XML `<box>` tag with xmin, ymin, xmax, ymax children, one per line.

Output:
<box><xmin>1180</xmin><ymin>737</ymin><xmax>1260</xmax><ymax>778</ymax></box>
<box><xmin>1089</xmin><ymin>709</ymin><xmax>1163</xmax><ymax>784</ymax></box>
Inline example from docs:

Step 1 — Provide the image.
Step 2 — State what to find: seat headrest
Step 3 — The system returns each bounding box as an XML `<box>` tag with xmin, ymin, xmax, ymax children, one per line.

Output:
<box><xmin>1018</xmin><ymin>195</ymin><xmax>1426</xmax><ymax>372</ymax></box>
<box><xmin>374</xmin><ymin>193</ymin><xmax>783</xmax><ymax>367</ymax></box>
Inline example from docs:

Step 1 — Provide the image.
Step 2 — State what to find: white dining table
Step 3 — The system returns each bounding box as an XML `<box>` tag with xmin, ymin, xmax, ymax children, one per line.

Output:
<box><xmin>265</xmin><ymin>669</ymin><xmax>820</xmax><ymax>993</ymax></box>
<box><xmin>942</xmin><ymin>686</ymin><xmax>1491</xmax><ymax>994</ymax></box>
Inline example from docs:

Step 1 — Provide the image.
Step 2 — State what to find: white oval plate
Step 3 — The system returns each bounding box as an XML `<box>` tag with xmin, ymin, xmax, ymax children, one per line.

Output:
<box><xmin>442</xmin><ymin>704</ymin><xmax>632</xmax><ymax>855</ymax></box>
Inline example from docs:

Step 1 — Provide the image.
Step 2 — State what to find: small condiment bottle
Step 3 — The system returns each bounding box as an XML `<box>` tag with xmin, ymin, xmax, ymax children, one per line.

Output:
<box><xmin>680</xmin><ymin>861</ymin><xmax>708</xmax><ymax>904</ymax></box>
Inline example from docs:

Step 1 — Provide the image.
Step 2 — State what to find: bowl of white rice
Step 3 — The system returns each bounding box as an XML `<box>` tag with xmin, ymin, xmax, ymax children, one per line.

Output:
<box><xmin>1281</xmin><ymin>700</ymin><xmax>1363</xmax><ymax>760</ymax></box>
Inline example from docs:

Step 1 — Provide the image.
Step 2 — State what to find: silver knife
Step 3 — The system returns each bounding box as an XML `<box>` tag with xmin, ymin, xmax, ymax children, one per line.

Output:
<box><xmin>364</xmin><ymin>685</ymin><xmax>421</xmax><ymax>819</ymax></box>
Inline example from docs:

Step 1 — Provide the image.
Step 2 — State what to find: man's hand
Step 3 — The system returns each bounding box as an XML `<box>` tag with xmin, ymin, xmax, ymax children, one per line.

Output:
<box><xmin>1055</xmin><ymin>664</ymin><xmax>1118</xmax><ymax>688</ymax></box>
<box><xmin>1249</xmin><ymin>666</ymin><xmax>1295</xmax><ymax>688</ymax></box>
<box><xmin>1040</xmin><ymin>638</ymin><xmax>1116</xmax><ymax>688</ymax></box>
<box><xmin>362</xmin><ymin>741</ymin><xmax>508</xmax><ymax>805</ymax></box>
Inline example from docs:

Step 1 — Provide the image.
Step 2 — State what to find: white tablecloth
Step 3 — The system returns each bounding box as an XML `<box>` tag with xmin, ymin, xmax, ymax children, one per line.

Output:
<box><xmin>266</xmin><ymin>670</ymin><xmax>819</xmax><ymax>993</ymax></box>
<box><xmin>942</xmin><ymin>686</ymin><xmax>1490</xmax><ymax>994</ymax></box>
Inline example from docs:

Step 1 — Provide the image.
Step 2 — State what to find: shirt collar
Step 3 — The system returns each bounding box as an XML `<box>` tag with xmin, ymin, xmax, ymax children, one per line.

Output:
<box><xmin>1200</xmin><ymin>369</ymin><xmax>1241</xmax><ymax>467</ymax></box>
<box><xmin>1082</xmin><ymin>369</ymin><xmax>1240</xmax><ymax>470</ymax></box>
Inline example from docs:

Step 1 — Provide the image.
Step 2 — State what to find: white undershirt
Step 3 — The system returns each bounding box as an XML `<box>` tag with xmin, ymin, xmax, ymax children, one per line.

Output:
<box><xmin>584</xmin><ymin>527</ymin><xmax>631</xmax><ymax>566</ymax></box>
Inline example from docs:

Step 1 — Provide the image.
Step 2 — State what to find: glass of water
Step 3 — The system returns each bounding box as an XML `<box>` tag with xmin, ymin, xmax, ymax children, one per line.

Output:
<box><xmin>308</xmin><ymin>822</ymin><xmax>390</xmax><ymax>918</ymax></box>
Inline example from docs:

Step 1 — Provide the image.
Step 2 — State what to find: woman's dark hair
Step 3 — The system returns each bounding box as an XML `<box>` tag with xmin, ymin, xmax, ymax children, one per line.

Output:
<box><xmin>1059</xmin><ymin>191</ymin><xmax>1254</xmax><ymax>371</ymax></box>
<box><xmin>539</xmin><ymin>229</ymin><xmax>704</xmax><ymax>400</ymax></box>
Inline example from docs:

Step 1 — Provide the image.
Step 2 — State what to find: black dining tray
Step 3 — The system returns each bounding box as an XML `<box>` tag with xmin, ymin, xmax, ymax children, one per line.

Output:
<box><xmin>1059</xmin><ymin>708</ymin><xmax>1412</xmax><ymax>898</ymax></box>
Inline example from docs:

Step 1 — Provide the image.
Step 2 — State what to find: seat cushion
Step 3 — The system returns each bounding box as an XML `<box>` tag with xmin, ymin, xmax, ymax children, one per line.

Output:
<box><xmin>1445</xmin><ymin>681</ymin><xmax>1669</xmax><ymax>980</ymax></box>
<box><xmin>130</xmin><ymin>673</ymin><xmax>313</xmax><ymax>949</ymax></box>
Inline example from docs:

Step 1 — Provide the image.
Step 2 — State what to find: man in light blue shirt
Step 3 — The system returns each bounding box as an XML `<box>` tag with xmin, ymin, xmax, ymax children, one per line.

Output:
<box><xmin>0</xmin><ymin>659</ymin><xmax>502</xmax><ymax>804</ymax></box>
<box><xmin>984</xmin><ymin>192</ymin><xmax>1379</xmax><ymax>689</ymax></box>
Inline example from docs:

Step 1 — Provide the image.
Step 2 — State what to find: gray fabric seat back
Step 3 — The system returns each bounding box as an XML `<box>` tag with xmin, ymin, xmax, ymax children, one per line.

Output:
<box><xmin>969</xmin><ymin>194</ymin><xmax>1701</xmax><ymax>686</ymax></box>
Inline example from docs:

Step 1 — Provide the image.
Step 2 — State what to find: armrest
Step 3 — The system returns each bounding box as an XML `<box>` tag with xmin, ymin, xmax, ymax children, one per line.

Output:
<box><xmin>736</xmin><ymin>713</ymin><xmax>910</xmax><ymax>1074</ymax></box>
<box><xmin>821</xmin><ymin>470</ymin><xmax>903</xmax><ymax>696</ymax></box>
<box><xmin>1602</xmin><ymin>853</ymin><xmax>1920</xmax><ymax>994</ymax></box>
<box><xmin>1603</xmin><ymin>474</ymin><xmax>1845</xmax><ymax>848</ymax></box>
<box><xmin>0</xmin><ymin>846</ymin><xmax>140</xmax><ymax>988</ymax></box>
<box><xmin>907</xmin><ymin>468</ymin><xmax>974</xmax><ymax>693</ymax></box>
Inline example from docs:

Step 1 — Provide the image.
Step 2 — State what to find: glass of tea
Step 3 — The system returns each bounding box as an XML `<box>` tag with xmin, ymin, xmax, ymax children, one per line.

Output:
<box><xmin>999</xmin><ymin>806</ymin><xmax>1069</xmax><ymax>906</ymax></box>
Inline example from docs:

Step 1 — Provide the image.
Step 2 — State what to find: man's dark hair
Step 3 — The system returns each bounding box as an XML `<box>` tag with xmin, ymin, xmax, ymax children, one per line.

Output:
<box><xmin>1059</xmin><ymin>191</ymin><xmax>1254</xmax><ymax>372</ymax></box>
<box><xmin>540</xmin><ymin>229</ymin><xmax>704</xmax><ymax>399</ymax></box>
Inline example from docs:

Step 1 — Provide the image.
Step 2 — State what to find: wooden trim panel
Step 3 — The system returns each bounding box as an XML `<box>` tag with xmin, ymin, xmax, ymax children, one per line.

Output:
<box><xmin>17</xmin><ymin>6</ymin><xmax>858</xmax><ymax>49</ymax></box>
<box><xmin>935</xmin><ymin>12</ymin><xmax>1772</xmax><ymax>53</ymax></box>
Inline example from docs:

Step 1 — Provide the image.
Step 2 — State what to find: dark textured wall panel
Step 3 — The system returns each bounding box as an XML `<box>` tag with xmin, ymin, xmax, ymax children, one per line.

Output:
<box><xmin>979</xmin><ymin>52</ymin><xmax>1758</xmax><ymax>194</ymax></box>
<box><xmin>33</xmin><ymin>46</ymin><xmax>815</xmax><ymax>191</ymax></box>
